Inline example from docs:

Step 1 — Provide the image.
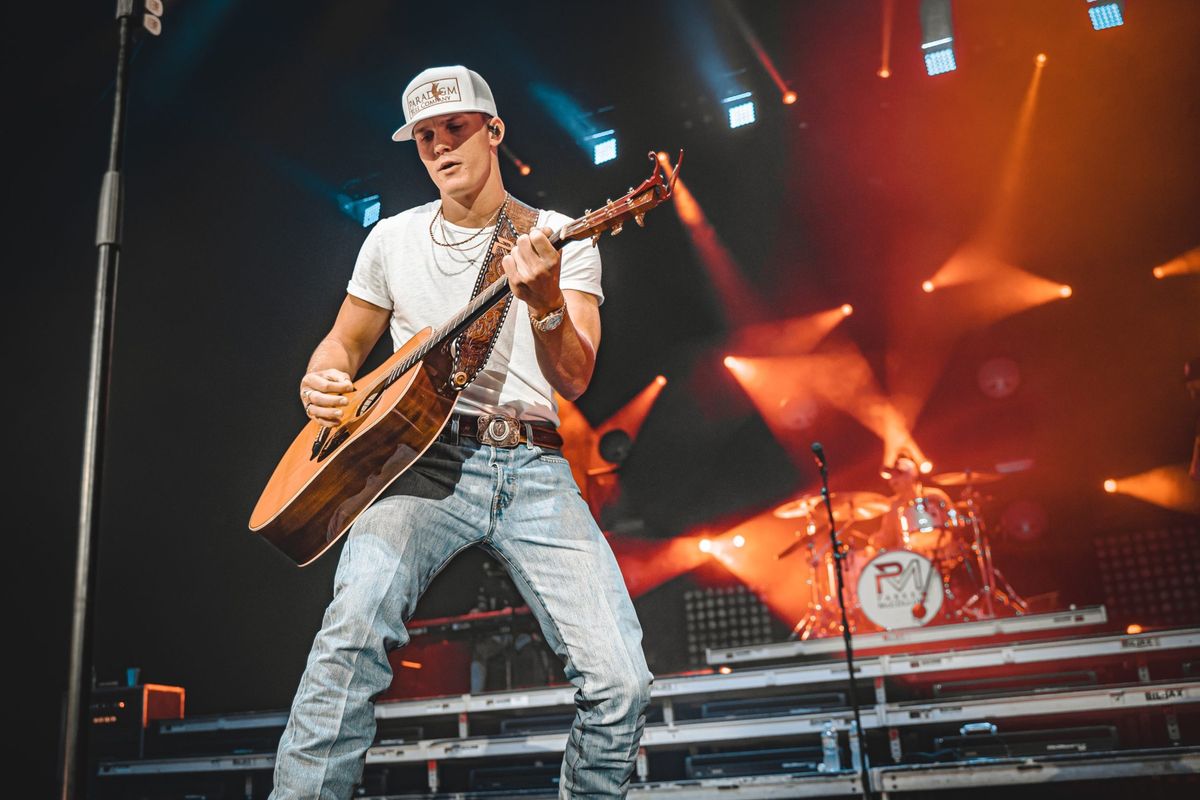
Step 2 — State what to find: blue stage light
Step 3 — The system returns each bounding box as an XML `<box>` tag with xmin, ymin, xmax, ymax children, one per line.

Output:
<box><xmin>1087</xmin><ymin>0</ymin><xmax>1125</xmax><ymax>30</ymax></box>
<box><xmin>586</xmin><ymin>130</ymin><xmax>617</xmax><ymax>165</ymax></box>
<box><xmin>919</xmin><ymin>0</ymin><xmax>957</xmax><ymax>76</ymax></box>
<box><xmin>338</xmin><ymin>193</ymin><xmax>381</xmax><ymax>227</ymax></box>
<box><xmin>923</xmin><ymin>45</ymin><xmax>957</xmax><ymax>76</ymax></box>
<box><xmin>722</xmin><ymin>92</ymin><xmax>756</xmax><ymax>129</ymax></box>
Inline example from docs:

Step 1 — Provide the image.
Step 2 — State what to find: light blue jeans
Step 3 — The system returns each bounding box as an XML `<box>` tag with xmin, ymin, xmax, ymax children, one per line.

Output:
<box><xmin>270</xmin><ymin>439</ymin><xmax>653</xmax><ymax>799</ymax></box>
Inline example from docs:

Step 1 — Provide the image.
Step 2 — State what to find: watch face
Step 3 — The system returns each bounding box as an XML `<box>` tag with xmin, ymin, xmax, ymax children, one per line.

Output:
<box><xmin>533</xmin><ymin>306</ymin><xmax>565</xmax><ymax>332</ymax></box>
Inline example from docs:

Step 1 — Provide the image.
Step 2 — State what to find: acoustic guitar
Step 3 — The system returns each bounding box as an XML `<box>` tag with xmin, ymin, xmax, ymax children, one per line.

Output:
<box><xmin>250</xmin><ymin>152</ymin><xmax>681</xmax><ymax>565</ymax></box>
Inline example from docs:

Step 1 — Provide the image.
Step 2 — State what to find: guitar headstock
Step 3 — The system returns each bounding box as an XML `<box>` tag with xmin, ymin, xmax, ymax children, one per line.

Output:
<box><xmin>558</xmin><ymin>150</ymin><xmax>683</xmax><ymax>247</ymax></box>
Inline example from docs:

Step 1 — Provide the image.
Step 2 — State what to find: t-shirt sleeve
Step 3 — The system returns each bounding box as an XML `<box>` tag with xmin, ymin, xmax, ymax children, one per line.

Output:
<box><xmin>545</xmin><ymin>210</ymin><xmax>604</xmax><ymax>306</ymax></box>
<box><xmin>345</xmin><ymin>222</ymin><xmax>393</xmax><ymax>310</ymax></box>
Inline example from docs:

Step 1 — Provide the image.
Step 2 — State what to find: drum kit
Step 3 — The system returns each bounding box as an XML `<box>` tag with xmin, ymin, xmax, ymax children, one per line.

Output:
<box><xmin>776</xmin><ymin>468</ymin><xmax>1029</xmax><ymax>639</ymax></box>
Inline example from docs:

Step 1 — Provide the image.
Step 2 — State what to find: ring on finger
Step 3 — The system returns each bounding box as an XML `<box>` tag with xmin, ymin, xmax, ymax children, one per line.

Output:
<box><xmin>302</xmin><ymin>389</ymin><xmax>312</xmax><ymax>401</ymax></box>
<box><xmin>305</xmin><ymin>402</ymin><xmax>313</xmax><ymax>416</ymax></box>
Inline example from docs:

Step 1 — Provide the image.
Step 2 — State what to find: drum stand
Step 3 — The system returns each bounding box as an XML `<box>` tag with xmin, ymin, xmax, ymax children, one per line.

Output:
<box><xmin>788</xmin><ymin>539</ymin><xmax>857</xmax><ymax>641</ymax></box>
<box><xmin>957</xmin><ymin>487</ymin><xmax>1028</xmax><ymax>618</ymax></box>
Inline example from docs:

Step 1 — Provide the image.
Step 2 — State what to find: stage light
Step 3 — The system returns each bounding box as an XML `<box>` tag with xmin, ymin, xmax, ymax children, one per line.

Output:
<box><xmin>922</xmin><ymin>280</ymin><xmax>935</xmax><ymax>293</ymax></box>
<box><xmin>718</xmin><ymin>665</ymin><xmax>733</xmax><ymax>674</ymax></box>
<box><xmin>1126</xmin><ymin>623</ymin><xmax>1143</xmax><ymax>635</ymax></box>
<box><xmin>877</xmin><ymin>67</ymin><xmax>891</xmax><ymax>79</ymax></box>
<box><xmin>699</xmin><ymin>538</ymin><xmax>714</xmax><ymax>553</ymax></box>
<box><xmin>1152</xmin><ymin>246</ymin><xmax>1200</xmax><ymax>279</ymax></box>
<box><xmin>1087</xmin><ymin>0</ymin><xmax>1125</xmax><ymax>30</ymax></box>
<box><xmin>724</xmin><ymin>355</ymin><xmax>737</xmax><ymax>369</ymax></box>
<box><xmin>1035</xmin><ymin>53</ymin><xmax>1048</xmax><ymax>66</ymax></box>
<box><xmin>1104</xmin><ymin>479</ymin><xmax>1117</xmax><ymax>493</ymax></box>
<box><xmin>519</xmin><ymin>163</ymin><xmax>532</xmax><ymax>176</ymax></box>
<box><xmin>919</xmin><ymin>0</ymin><xmax>957</xmax><ymax>76</ymax></box>
<box><xmin>587</xmin><ymin>129</ymin><xmax>618</xmax><ymax>165</ymax></box>
<box><xmin>1059</xmin><ymin>285</ymin><xmax>1073</xmax><ymax>298</ymax></box>
<box><xmin>782</xmin><ymin>90</ymin><xmax>797</xmax><ymax>105</ymax></box>
<box><xmin>920</xmin><ymin>461</ymin><xmax>933</xmax><ymax>474</ymax></box>
<box><xmin>732</xmin><ymin>535</ymin><xmax>746</xmax><ymax>548</ymax></box>
<box><xmin>337</xmin><ymin>192</ymin><xmax>381</xmax><ymax>228</ymax></box>
<box><xmin>923</xmin><ymin>47</ymin><xmax>957</xmax><ymax>76</ymax></box>
<box><xmin>655</xmin><ymin>375</ymin><xmax>667</xmax><ymax>387</ymax></box>
<box><xmin>723</xmin><ymin>92</ymin><xmax>756</xmax><ymax>129</ymax></box>
<box><xmin>840</xmin><ymin>303</ymin><xmax>854</xmax><ymax>317</ymax></box>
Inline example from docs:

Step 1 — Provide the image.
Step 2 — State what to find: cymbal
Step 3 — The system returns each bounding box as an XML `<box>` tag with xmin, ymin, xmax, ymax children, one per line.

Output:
<box><xmin>929</xmin><ymin>469</ymin><xmax>1004</xmax><ymax>486</ymax></box>
<box><xmin>773</xmin><ymin>491</ymin><xmax>891</xmax><ymax>522</ymax></box>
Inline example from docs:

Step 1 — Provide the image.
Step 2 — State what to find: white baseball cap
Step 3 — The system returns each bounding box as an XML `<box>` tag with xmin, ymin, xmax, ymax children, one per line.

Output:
<box><xmin>392</xmin><ymin>65</ymin><xmax>498</xmax><ymax>142</ymax></box>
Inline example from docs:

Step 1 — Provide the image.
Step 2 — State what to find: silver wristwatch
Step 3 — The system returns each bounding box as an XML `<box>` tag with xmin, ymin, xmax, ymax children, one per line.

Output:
<box><xmin>529</xmin><ymin>302</ymin><xmax>566</xmax><ymax>333</ymax></box>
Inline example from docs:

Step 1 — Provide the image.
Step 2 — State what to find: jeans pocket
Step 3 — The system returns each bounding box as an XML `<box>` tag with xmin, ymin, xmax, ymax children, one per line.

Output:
<box><xmin>536</xmin><ymin>449</ymin><xmax>569</xmax><ymax>464</ymax></box>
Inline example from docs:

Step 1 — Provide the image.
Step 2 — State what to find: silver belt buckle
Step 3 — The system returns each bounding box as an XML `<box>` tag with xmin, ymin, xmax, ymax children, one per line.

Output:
<box><xmin>477</xmin><ymin>413</ymin><xmax>521</xmax><ymax>447</ymax></box>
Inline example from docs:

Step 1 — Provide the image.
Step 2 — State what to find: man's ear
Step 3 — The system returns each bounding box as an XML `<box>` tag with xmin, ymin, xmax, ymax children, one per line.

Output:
<box><xmin>486</xmin><ymin>116</ymin><xmax>504</xmax><ymax>142</ymax></box>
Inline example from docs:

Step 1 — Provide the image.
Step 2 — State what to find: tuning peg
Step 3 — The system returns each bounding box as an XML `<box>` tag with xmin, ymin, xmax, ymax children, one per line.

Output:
<box><xmin>606</xmin><ymin>198</ymin><xmax>612</xmax><ymax>204</ymax></box>
<box><xmin>591</xmin><ymin>231</ymin><xmax>602</xmax><ymax>247</ymax></box>
<box><xmin>634</xmin><ymin>214</ymin><xmax>645</xmax><ymax>227</ymax></box>
<box><xmin>611</xmin><ymin>223</ymin><xmax>624</xmax><ymax>236</ymax></box>
<box><xmin>585</xmin><ymin>209</ymin><xmax>592</xmax><ymax>215</ymax></box>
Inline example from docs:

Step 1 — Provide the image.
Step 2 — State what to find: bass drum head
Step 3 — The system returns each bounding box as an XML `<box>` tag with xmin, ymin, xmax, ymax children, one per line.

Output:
<box><xmin>855</xmin><ymin>549</ymin><xmax>943</xmax><ymax>629</ymax></box>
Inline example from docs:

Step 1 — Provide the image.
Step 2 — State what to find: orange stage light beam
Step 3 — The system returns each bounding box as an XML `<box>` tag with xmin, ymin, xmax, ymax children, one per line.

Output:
<box><xmin>729</xmin><ymin>306</ymin><xmax>851</xmax><ymax>357</ymax></box>
<box><xmin>878</xmin><ymin>0</ymin><xmax>894</xmax><ymax>78</ymax></box>
<box><xmin>1153</xmin><ymin>245</ymin><xmax>1200</xmax><ymax>279</ymax></box>
<box><xmin>726</xmin><ymin>348</ymin><xmax>927</xmax><ymax>467</ymax></box>
<box><xmin>607</xmin><ymin>533</ymin><xmax>712</xmax><ymax>599</ymax></box>
<box><xmin>555</xmin><ymin>375</ymin><xmax>670</xmax><ymax>518</ymax></box>
<box><xmin>656</xmin><ymin>153</ymin><xmax>761</xmax><ymax>327</ymax></box>
<box><xmin>891</xmin><ymin>247</ymin><xmax>1069</xmax><ymax>426</ymax></box>
<box><xmin>1105</xmin><ymin>464</ymin><xmax>1200</xmax><ymax>515</ymax></box>
<box><xmin>722</xmin><ymin>0</ymin><xmax>792</xmax><ymax>101</ymax></box>
<box><xmin>980</xmin><ymin>56</ymin><xmax>1046</xmax><ymax>246</ymax></box>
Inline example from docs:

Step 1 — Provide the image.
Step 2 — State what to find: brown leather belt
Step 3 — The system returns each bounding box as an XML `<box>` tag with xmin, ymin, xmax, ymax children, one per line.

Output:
<box><xmin>438</xmin><ymin>413</ymin><xmax>564</xmax><ymax>450</ymax></box>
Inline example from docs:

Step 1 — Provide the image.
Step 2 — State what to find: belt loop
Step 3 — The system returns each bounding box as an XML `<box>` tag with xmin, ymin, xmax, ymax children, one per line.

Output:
<box><xmin>451</xmin><ymin>414</ymin><xmax>460</xmax><ymax>445</ymax></box>
<box><xmin>523</xmin><ymin>421</ymin><xmax>534</xmax><ymax>448</ymax></box>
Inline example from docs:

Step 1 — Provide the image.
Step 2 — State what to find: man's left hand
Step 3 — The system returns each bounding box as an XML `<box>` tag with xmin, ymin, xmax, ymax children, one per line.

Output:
<box><xmin>502</xmin><ymin>227</ymin><xmax>564</xmax><ymax>317</ymax></box>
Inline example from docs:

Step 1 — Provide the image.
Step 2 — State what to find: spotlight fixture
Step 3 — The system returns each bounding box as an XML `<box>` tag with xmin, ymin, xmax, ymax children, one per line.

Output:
<box><xmin>722</xmin><ymin>92</ymin><xmax>757</xmax><ymax>129</ymax></box>
<box><xmin>782</xmin><ymin>90</ymin><xmax>798</xmax><ymax>105</ymax></box>
<box><xmin>840</xmin><ymin>303</ymin><xmax>854</xmax><ymax>316</ymax></box>
<box><xmin>922</xmin><ymin>280</ymin><xmax>935</xmax><ymax>293</ymax></box>
<box><xmin>586</xmin><ymin>129</ymin><xmax>618</xmax><ymax>165</ymax></box>
<box><xmin>336</xmin><ymin>177</ymin><xmax>382</xmax><ymax>228</ymax></box>
<box><xmin>1035</xmin><ymin>53</ymin><xmax>1048</xmax><ymax>66</ymax></box>
<box><xmin>919</xmin><ymin>0</ymin><xmax>957</xmax><ymax>76</ymax></box>
<box><xmin>699</xmin><ymin>538</ymin><xmax>714</xmax><ymax>554</ymax></box>
<box><xmin>1104</xmin><ymin>479</ymin><xmax>1117</xmax><ymax>493</ymax></box>
<box><xmin>1086</xmin><ymin>0</ymin><xmax>1125</xmax><ymax>30</ymax></box>
<box><xmin>732</xmin><ymin>535</ymin><xmax>746</xmax><ymax>548</ymax></box>
<box><xmin>1059</xmin><ymin>285</ymin><xmax>1073</xmax><ymax>298</ymax></box>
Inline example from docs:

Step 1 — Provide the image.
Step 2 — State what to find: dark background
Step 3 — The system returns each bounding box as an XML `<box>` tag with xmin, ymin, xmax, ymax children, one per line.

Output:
<box><xmin>13</xmin><ymin>0</ymin><xmax>1198</xmax><ymax>790</ymax></box>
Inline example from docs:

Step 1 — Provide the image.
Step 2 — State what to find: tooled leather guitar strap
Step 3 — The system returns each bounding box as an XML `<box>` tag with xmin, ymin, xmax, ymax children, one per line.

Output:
<box><xmin>448</xmin><ymin>194</ymin><xmax>541</xmax><ymax>391</ymax></box>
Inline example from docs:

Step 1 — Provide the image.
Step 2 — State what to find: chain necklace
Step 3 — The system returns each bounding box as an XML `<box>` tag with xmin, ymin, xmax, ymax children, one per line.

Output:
<box><xmin>429</xmin><ymin>193</ymin><xmax>510</xmax><ymax>251</ymax></box>
<box><xmin>430</xmin><ymin>236</ymin><xmax>487</xmax><ymax>277</ymax></box>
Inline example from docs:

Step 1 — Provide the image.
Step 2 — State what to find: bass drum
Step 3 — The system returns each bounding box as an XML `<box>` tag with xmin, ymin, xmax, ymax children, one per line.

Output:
<box><xmin>854</xmin><ymin>549</ymin><xmax>943</xmax><ymax>629</ymax></box>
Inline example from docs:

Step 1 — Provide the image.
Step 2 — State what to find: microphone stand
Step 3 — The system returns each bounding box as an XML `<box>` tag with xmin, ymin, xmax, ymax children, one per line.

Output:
<box><xmin>61</xmin><ymin>4</ymin><xmax>160</xmax><ymax>798</ymax></box>
<box><xmin>812</xmin><ymin>443</ymin><xmax>873</xmax><ymax>800</ymax></box>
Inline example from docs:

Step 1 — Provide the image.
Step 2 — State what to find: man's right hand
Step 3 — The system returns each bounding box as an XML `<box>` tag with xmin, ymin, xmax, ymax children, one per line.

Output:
<box><xmin>300</xmin><ymin>369</ymin><xmax>355</xmax><ymax>428</ymax></box>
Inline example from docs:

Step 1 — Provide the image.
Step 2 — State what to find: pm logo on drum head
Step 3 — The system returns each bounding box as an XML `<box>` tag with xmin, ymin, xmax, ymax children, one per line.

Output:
<box><xmin>856</xmin><ymin>549</ymin><xmax>943</xmax><ymax>629</ymax></box>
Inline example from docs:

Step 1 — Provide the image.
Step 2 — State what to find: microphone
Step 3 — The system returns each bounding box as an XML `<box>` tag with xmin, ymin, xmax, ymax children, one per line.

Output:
<box><xmin>810</xmin><ymin>441</ymin><xmax>827</xmax><ymax>471</ymax></box>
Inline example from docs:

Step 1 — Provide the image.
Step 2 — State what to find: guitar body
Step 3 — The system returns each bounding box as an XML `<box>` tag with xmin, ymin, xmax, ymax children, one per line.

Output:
<box><xmin>249</xmin><ymin>328</ymin><xmax>457</xmax><ymax>566</ymax></box>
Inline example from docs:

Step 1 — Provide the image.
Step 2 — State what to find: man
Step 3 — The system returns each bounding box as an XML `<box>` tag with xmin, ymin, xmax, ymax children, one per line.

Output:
<box><xmin>877</xmin><ymin>452</ymin><xmax>955</xmax><ymax>556</ymax></box>
<box><xmin>271</xmin><ymin>66</ymin><xmax>652</xmax><ymax>799</ymax></box>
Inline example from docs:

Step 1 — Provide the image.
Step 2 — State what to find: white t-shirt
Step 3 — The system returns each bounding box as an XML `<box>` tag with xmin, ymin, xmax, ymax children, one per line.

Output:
<box><xmin>346</xmin><ymin>200</ymin><xmax>603</xmax><ymax>427</ymax></box>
